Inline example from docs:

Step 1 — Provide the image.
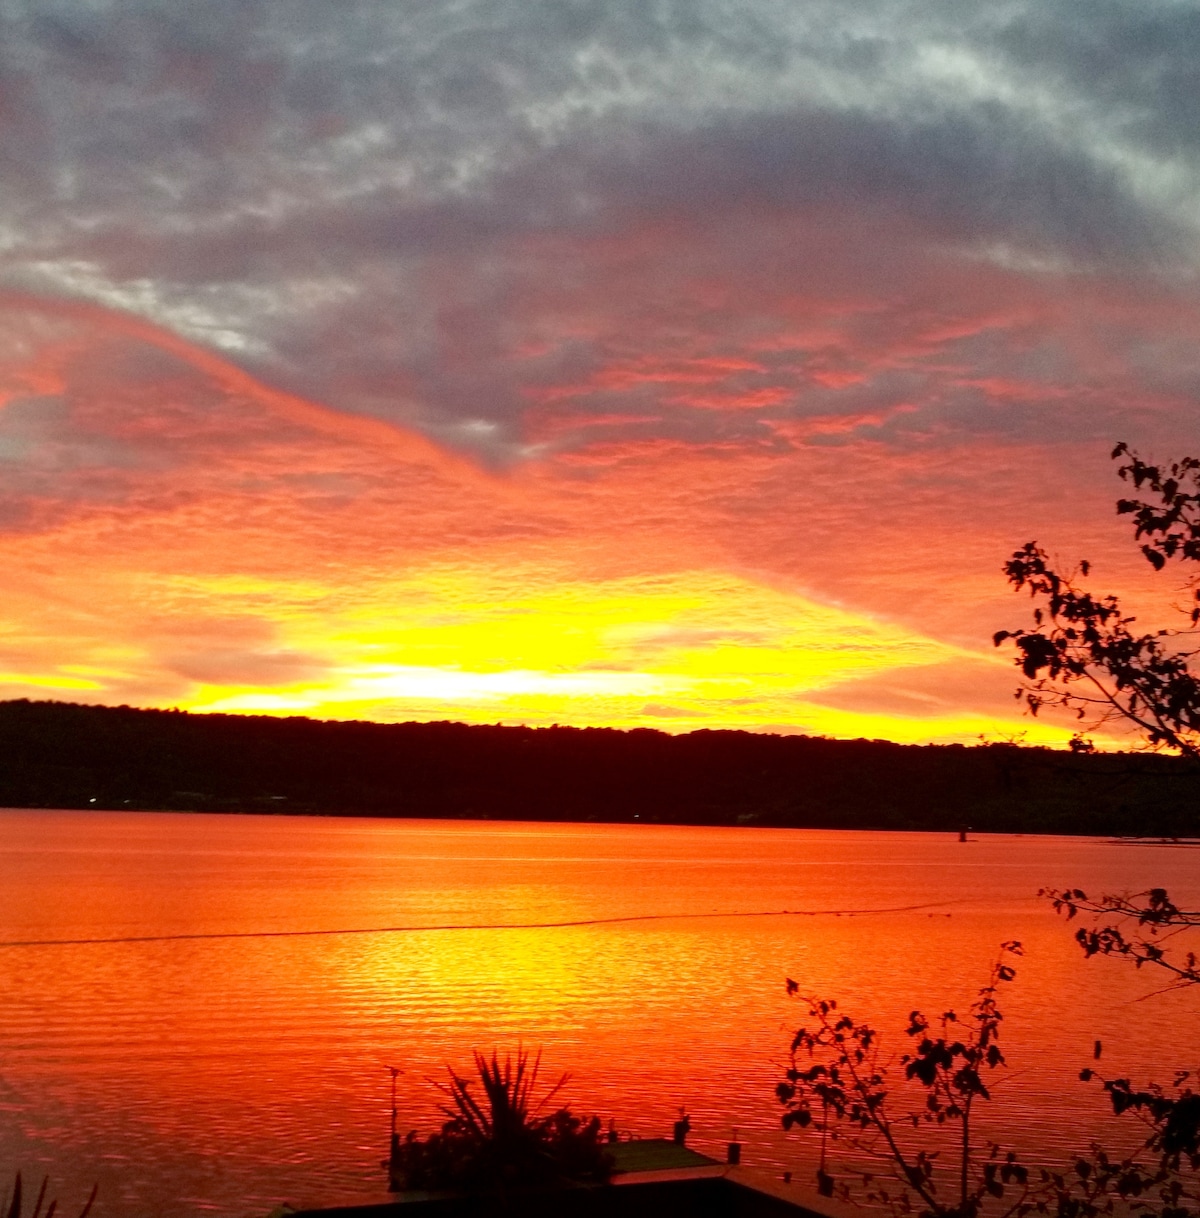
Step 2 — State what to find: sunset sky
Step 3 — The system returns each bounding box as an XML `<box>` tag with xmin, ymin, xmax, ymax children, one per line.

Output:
<box><xmin>2</xmin><ymin>0</ymin><xmax>1198</xmax><ymax>744</ymax></box>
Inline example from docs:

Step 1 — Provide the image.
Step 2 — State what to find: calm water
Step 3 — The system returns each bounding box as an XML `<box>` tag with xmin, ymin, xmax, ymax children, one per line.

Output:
<box><xmin>0</xmin><ymin>812</ymin><xmax>1196</xmax><ymax>1218</ymax></box>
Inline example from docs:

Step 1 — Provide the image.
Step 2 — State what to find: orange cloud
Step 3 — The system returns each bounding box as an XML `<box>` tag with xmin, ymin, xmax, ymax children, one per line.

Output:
<box><xmin>5</xmin><ymin>189</ymin><xmax>1200</xmax><ymax>751</ymax></box>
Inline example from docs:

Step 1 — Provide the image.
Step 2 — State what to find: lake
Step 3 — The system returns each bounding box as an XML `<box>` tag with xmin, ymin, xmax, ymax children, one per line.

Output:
<box><xmin>0</xmin><ymin>811</ymin><xmax>1196</xmax><ymax>1218</ymax></box>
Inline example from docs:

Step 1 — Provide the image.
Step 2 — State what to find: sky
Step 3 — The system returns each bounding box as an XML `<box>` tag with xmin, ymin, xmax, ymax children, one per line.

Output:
<box><xmin>2</xmin><ymin>0</ymin><xmax>1199</xmax><ymax>744</ymax></box>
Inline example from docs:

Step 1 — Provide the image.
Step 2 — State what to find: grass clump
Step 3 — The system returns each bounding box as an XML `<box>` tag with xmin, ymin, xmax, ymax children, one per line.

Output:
<box><xmin>3</xmin><ymin>1172</ymin><xmax>96</xmax><ymax>1218</ymax></box>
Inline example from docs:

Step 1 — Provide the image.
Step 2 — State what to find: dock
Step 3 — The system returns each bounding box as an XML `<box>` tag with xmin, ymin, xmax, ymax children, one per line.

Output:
<box><xmin>284</xmin><ymin>1140</ymin><xmax>851</xmax><ymax>1218</ymax></box>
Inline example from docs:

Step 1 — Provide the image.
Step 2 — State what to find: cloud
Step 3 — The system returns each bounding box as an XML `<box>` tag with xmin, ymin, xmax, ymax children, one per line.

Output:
<box><xmin>1</xmin><ymin>0</ymin><xmax>1197</xmax><ymax>459</ymax></box>
<box><xmin>0</xmin><ymin>0</ymin><xmax>1198</xmax><ymax>740</ymax></box>
<box><xmin>165</xmin><ymin>647</ymin><xmax>331</xmax><ymax>687</ymax></box>
<box><xmin>804</xmin><ymin>657</ymin><xmax>1021</xmax><ymax>720</ymax></box>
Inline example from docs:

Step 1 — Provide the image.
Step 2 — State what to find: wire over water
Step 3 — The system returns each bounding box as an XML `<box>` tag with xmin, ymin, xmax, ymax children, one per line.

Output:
<box><xmin>0</xmin><ymin>898</ymin><xmax>969</xmax><ymax>949</ymax></box>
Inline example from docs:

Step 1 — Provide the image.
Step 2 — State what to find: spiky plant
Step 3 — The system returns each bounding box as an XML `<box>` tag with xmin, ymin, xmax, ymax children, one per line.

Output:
<box><xmin>439</xmin><ymin>1048</ymin><xmax>565</xmax><ymax>1145</ymax></box>
<box><xmin>3</xmin><ymin>1173</ymin><xmax>96</xmax><ymax>1218</ymax></box>
<box><xmin>390</xmin><ymin>1047</ymin><xmax>612</xmax><ymax>1192</ymax></box>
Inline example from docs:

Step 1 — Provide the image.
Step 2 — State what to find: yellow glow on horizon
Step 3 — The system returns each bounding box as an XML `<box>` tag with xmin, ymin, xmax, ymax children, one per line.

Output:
<box><xmin>784</xmin><ymin>703</ymin><xmax>1080</xmax><ymax>748</ymax></box>
<box><xmin>0</xmin><ymin>530</ymin><xmax>1089</xmax><ymax>746</ymax></box>
<box><xmin>130</xmin><ymin>565</ymin><xmax>1071</xmax><ymax>745</ymax></box>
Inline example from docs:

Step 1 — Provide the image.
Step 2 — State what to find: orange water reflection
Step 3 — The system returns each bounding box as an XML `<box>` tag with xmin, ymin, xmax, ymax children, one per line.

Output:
<box><xmin>0</xmin><ymin>812</ymin><xmax>1196</xmax><ymax>1218</ymax></box>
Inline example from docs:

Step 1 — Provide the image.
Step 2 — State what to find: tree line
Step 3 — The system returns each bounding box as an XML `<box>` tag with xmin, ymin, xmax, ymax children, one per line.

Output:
<box><xmin>0</xmin><ymin>698</ymin><xmax>1196</xmax><ymax>834</ymax></box>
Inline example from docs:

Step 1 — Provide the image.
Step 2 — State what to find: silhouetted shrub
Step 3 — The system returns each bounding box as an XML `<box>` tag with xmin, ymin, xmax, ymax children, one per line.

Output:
<box><xmin>390</xmin><ymin>1048</ymin><xmax>612</xmax><ymax>1193</ymax></box>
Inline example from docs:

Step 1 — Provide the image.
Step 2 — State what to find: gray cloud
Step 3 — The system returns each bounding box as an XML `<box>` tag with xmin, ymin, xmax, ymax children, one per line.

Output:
<box><xmin>1</xmin><ymin>0</ymin><xmax>1198</xmax><ymax>463</ymax></box>
<box><xmin>993</xmin><ymin>2</ymin><xmax>1200</xmax><ymax>160</ymax></box>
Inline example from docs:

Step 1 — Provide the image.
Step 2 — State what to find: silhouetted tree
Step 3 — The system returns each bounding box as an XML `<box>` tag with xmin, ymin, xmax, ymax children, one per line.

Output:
<box><xmin>3</xmin><ymin>697</ymin><xmax>1195</xmax><ymax>835</ymax></box>
<box><xmin>994</xmin><ymin>444</ymin><xmax>1200</xmax><ymax>758</ymax></box>
<box><xmin>1035</xmin><ymin>884</ymin><xmax>1200</xmax><ymax>1218</ymax></box>
<box><xmin>995</xmin><ymin>446</ymin><xmax>1199</xmax><ymax>1215</ymax></box>
<box><xmin>778</xmin><ymin>943</ymin><xmax>1040</xmax><ymax>1218</ymax></box>
<box><xmin>787</xmin><ymin>449</ymin><xmax>1200</xmax><ymax>1217</ymax></box>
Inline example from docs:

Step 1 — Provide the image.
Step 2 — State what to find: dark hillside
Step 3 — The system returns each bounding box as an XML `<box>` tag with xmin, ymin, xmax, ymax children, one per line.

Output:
<box><xmin>0</xmin><ymin>699</ymin><xmax>1195</xmax><ymax>835</ymax></box>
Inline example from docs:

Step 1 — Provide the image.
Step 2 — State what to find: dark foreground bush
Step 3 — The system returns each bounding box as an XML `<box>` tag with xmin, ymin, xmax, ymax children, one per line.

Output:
<box><xmin>390</xmin><ymin>1048</ymin><xmax>612</xmax><ymax>1192</ymax></box>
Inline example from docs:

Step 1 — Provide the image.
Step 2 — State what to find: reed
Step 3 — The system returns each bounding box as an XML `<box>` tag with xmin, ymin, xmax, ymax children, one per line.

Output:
<box><xmin>2</xmin><ymin>1173</ymin><xmax>96</xmax><ymax>1218</ymax></box>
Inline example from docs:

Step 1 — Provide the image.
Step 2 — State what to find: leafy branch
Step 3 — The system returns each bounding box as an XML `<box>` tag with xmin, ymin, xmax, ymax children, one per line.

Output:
<box><xmin>1041</xmin><ymin>887</ymin><xmax>1199</xmax><ymax>991</ymax></box>
<box><xmin>1049</xmin><ymin>1067</ymin><xmax>1200</xmax><ymax>1218</ymax></box>
<box><xmin>994</xmin><ymin>444</ymin><xmax>1200</xmax><ymax>759</ymax></box>
<box><xmin>1113</xmin><ymin>444</ymin><xmax>1200</xmax><ymax>587</ymax></box>
<box><xmin>1038</xmin><ymin>884</ymin><xmax>1200</xmax><ymax>1216</ymax></box>
<box><xmin>778</xmin><ymin>943</ymin><xmax>1033</xmax><ymax>1218</ymax></box>
<box><xmin>994</xmin><ymin>544</ymin><xmax>1200</xmax><ymax>756</ymax></box>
